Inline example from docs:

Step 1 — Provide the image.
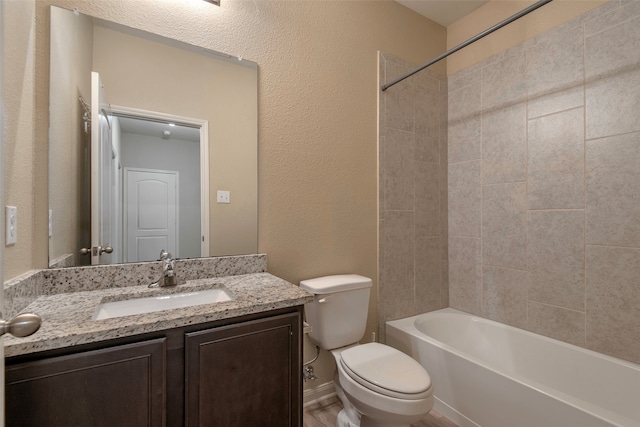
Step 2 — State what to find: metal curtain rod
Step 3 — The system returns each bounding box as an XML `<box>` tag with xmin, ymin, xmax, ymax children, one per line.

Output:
<box><xmin>381</xmin><ymin>0</ymin><xmax>553</xmax><ymax>91</ymax></box>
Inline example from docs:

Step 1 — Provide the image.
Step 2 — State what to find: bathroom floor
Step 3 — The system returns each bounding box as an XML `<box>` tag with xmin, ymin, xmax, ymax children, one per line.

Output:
<box><xmin>303</xmin><ymin>396</ymin><xmax>459</xmax><ymax>427</ymax></box>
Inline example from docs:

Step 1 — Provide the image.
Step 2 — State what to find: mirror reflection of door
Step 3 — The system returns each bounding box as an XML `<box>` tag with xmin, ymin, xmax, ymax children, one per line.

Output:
<box><xmin>90</xmin><ymin>71</ymin><xmax>114</xmax><ymax>265</ymax></box>
<box><xmin>90</xmin><ymin>72</ymin><xmax>205</xmax><ymax>265</ymax></box>
<box><xmin>124</xmin><ymin>168</ymin><xmax>178</xmax><ymax>263</ymax></box>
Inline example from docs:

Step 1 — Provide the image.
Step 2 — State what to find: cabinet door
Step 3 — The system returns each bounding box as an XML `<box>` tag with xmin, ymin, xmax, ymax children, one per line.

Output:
<box><xmin>185</xmin><ymin>312</ymin><xmax>301</xmax><ymax>427</ymax></box>
<box><xmin>6</xmin><ymin>338</ymin><xmax>166</xmax><ymax>427</ymax></box>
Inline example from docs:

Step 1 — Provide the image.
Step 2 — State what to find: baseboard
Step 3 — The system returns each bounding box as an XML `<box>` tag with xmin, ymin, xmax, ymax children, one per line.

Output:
<box><xmin>303</xmin><ymin>381</ymin><xmax>336</xmax><ymax>407</ymax></box>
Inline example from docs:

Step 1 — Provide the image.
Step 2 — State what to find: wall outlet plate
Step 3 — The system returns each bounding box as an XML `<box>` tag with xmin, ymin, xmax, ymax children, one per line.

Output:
<box><xmin>216</xmin><ymin>190</ymin><xmax>231</xmax><ymax>204</ymax></box>
<box><xmin>6</xmin><ymin>206</ymin><xmax>17</xmax><ymax>245</ymax></box>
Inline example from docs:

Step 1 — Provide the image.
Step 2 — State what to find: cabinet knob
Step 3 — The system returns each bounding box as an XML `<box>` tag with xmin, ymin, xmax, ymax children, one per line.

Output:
<box><xmin>0</xmin><ymin>313</ymin><xmax>41</xmax><ymax>338</ymax></box>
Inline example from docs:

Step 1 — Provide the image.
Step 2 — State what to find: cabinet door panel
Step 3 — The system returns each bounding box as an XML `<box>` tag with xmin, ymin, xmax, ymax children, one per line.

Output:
<box><xmin>6</xmin><ymin>338</ymin><xmax>166</xmax><ymax>427</ymax></box>
<box><xmin>185</xmin><ymin>312</ymin><xmax>301</xmax><ymax>427</ymax></box>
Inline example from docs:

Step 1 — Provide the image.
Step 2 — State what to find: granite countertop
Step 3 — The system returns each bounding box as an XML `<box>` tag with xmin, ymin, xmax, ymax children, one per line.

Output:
<box><xmin>4</xmin><ymin>272</ymin><xmax>313</xmax><ymax>358</ymax></box>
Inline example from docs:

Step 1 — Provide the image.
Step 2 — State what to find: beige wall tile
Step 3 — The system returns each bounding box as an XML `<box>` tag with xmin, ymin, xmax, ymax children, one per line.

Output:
<box><xmin>585</xmin><ymin>10</ymin><xmax>640</xmax><ymax>79</ymax></box>
<box><xmin>441</xmin><ymin>260</ymin><xmax>449</xmax><ymax>308</ymax></box>
<box><xmin>449</xmin><ymin>237</ymin><xmax>481</xmax><ymax>314</ymax></box>
<box><xmin>583</xmin><ymin>0</ymin><xmax>638</xmax><ymax>38</ymax></box>
<box><xmin>380</xmin><ymin>211</ymin><xmax>414</xmax><ymax>297</ymax></box>
<box><xmin>586</xmin><ymin>132</ymin><xmax>640</xmax><ymax>247</ymax></box>
<box><xmin>482</xmin><ymin>183</ymin><xmax>527</xmax><ymax>270</ymax></box>
<box><xmin>416</xmin><ymin>237</ymin><xmax>443</xmax><ymax>312</ymax></box>
<box><xmin>379</xmin><ymin>55</ymin><xmax>448</xmax><ymax>331</ymax></box>
<box><xmin>379</xmin><ymin>289</ymin><xmax>417</xmax><ymax>342</ymax></box>
<box><xmin>526</xmin><ymin>23</ymin><xmax>584</xmax><ymax>119</ymax></box>
<box><xmin>383</xmin><ymin>128</ymin><xmax>415</xmax><ymax>211</ymax></box>
<box><xmin>586</xmin><ymin>245</ymin><xmax>640</xmax><ymax>364</ymax></box>
<box><xmin>585</xmin><ymin>70</ymin><xmax>640</xmax><ymax>140</ymax></box>
<box><xmin>449</xmin><ymin>236</ymin><xmax>480</xmax><ymax>266</ymax></box>
<box><xmin>482</xmin><ymin>50</ymin><xmax>527</xmax><ymax>111</ymax></box>
<box><xmin>440</xmin><ymin>188</ymin><xmax>448</xmax><ymax>260</ymax></box>
<box><xmin>448</xmin><ymin>84</ymin><xmax>481</xmax><ymax>164</ymax></box>
<box><xmin>449</xmin><ymin>161</ymin><xmax>481</xmax><ymax>237</ymax></box>
<box><xmin>585</xmin><ymin>13</ymin><xmax>640</xmax><ymax>139</ymax></box>
<box><xmin>527</xmin><ymin>210</ymin><xmax>585</xmax><ymax>310</ymax></box>
<box><xmin>415</xmin><ymin>161</ymin><xmax>440</xmax><ymax>237</ymax></box>
<box><xmin>416</xmin><ymin>131</ymin><xmax>439</xmax><ymax>164</ymax></box>
<box><xmin>439</xmin><ymin>135</ymin><xmax>448</xmax><ymax>187</ymax></box>
<box><xmin>449</xmin><ymin>264</ymin><xmax>481</xmax><ymax>315</ymax></box>
<box><xmin>528</xmin><ymin>107</ymin><xmax>585</xmax><ymax>209</ymax></box>
<box><xmin>482</xmin><ymin>265</ymin><xmax>527</xmax><ymax>329</ymax></box>
<box><xmin>527</xmin><ymin>301</ymin><xmax>585</xmax><ymax>347</ymax></box>
<box><xmin>447</xmin><ymin>62</ymin><xmax>481</xmax><ymax>92</ymax></box>
<box><xmin>481</xmin><ymin>103</ymin><xmax>527</xmax><ymax>185</ymax></box>
<box><xmin>385</xmin><ymin>59</ymin><xmax>415</xmax><ymax>132</ymax></box>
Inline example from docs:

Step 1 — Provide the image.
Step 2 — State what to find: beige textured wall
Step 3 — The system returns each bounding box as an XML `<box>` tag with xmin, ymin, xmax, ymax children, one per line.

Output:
<box><xmin>2</xmin><ymin>0</ymin><xmax>42</xmax><ymax>280</ymax></box>
<box><xmin>446</xmin><ymin>0</ymin><xmax>607</xmax><ymax>75</ymax></box>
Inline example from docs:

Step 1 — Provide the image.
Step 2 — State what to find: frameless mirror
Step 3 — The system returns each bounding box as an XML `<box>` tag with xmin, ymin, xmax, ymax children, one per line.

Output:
<box><xmin>48</xmin><ymin>6</ymin><xmax>258</xmax><ymax>268</ymax></box>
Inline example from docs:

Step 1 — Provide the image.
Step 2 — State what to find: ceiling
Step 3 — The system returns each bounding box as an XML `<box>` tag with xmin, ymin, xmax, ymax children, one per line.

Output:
<box><xmin>117</xmin><ymin>116</ymin><xmax>200</xmax><ymax>142</ymax></box>
<box><xmin>395</xmin><ymin>0</ymin><xmax>489</xmax><ymax>27</ymax></box>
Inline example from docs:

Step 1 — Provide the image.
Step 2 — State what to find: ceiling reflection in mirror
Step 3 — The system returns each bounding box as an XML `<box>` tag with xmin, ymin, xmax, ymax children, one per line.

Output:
<box><xmin>48</xmin><ymin>6</ymin><xmax>258</xmax><ymax>268</ymax></box>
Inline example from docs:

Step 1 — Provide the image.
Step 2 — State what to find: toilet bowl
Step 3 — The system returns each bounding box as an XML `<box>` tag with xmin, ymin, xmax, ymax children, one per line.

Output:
<box><xmin>331</xmin><ymin>343</ymin><xmax>433</xmax><ymax>427</ymax></box>
<box><xmin>300</xmin><ymin>275</ymin><xmax>434</xmax><ymax>427</ymax></box>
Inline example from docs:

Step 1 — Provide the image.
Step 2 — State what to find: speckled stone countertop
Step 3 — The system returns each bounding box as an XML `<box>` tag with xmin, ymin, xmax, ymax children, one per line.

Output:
<box><xmin>4</xmin><ymin>272</ymin><xmax>313</xmax><ymax>358</ymax></box>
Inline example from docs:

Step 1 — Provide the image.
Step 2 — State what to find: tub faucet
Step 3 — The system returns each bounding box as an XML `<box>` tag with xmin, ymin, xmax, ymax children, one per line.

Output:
<box><xmin>149</xmin><ymin>250</ymin><xmax>180</xmax><ymax>287</ymax></box>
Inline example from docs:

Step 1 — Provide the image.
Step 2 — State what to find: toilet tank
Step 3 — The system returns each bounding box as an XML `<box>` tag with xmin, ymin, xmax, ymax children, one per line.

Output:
<box><xmin>300</xmin><ymin>274</ymin><xmax>372</xmax><ymax>350</ymax></box>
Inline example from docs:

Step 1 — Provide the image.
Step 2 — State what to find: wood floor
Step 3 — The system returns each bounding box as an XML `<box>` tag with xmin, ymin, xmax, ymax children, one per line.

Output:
<box><xmin>303</xmin><ymin>396</ymin><xmax>459</xmax><ymax>427</ymax></box>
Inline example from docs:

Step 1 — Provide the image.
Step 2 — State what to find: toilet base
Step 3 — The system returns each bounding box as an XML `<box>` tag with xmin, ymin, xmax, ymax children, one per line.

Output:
<box><xmin>334</xmin><ymin>371</ymin><xmax>418</xmax><ymax>427</ymax></box>
<box><xmin>337</xmin><ymin>409</ymin><xmax>358</xmax><ymax>427</ymax></box>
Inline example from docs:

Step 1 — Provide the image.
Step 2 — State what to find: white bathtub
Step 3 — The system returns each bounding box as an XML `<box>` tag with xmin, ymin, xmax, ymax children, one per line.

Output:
<box><xmin>386</xmin><ymin>308</ymin><xmax>640</xmax><ymax>427</ymax></box>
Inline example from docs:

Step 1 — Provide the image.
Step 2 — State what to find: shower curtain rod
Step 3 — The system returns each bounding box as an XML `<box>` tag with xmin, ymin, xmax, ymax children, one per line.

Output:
<box><xmin>381</xmin><ymin>0</ymin><xmax>553</xmax><ymax>92</ymax></box>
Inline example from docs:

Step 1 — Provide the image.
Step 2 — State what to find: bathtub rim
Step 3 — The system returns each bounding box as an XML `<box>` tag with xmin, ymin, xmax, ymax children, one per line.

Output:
<box><xmin>386</xmin><ymin>308</ymin><xmax>640</xmax><ymax>427</ymax></box>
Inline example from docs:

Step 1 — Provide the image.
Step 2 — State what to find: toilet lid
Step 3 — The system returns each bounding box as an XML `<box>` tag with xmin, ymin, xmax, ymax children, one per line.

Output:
<box><xmin>340</xmin><ymin>343</ymin><xmax>431</xmax><ymax>398</ymax></box>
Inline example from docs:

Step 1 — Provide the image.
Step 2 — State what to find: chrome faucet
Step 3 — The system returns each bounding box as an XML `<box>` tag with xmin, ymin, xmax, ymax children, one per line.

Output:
<box><xmin>149</xmin><ymin>249</ymin><xmax>180</xmax><ymax>288</ymax></box>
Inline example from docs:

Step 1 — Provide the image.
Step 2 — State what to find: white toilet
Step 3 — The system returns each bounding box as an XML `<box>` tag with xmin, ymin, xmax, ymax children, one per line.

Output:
<box><xmin>301</xmin><ymin>274</ymin><xmax>433</xmax><ymax>427</ymax></box>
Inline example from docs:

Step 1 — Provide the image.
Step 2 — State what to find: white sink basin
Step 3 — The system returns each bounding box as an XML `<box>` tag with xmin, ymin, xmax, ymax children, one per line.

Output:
<box><xmin>94</xmin><ymin>288</ymin><xmax>233</xmax><ymax>320</ymax></box>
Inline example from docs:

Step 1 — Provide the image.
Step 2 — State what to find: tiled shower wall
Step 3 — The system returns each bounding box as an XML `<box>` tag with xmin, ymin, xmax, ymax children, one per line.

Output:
<box><xmin>448</xmin><ymin>0</ymin><xmax>640</xmax><ymax>364</ymax></box>
<box><xmin>378</xmin><ymin>53</ymin><xmax>448</xmax><ymax>341</ymax></box>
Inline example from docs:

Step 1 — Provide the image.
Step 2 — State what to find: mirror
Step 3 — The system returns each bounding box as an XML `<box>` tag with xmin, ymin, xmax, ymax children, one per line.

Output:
<box><xmin>48</xmin><ymin>6</ymin><xmax>258</xmax><ymax>268</ymax></box>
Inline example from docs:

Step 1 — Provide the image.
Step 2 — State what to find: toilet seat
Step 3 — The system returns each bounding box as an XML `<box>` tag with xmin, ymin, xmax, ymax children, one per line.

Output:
<box><xmin>340</xmin><ymin>343</ymin><xmax>432</xmax><ymax>400</ymax></box>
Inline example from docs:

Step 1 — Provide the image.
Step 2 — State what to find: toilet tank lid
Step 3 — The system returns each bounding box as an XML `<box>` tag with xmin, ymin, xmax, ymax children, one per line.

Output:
<box><xmin>300</xmin><ymin>274</ymin><xmax>372</xmax><ymax>294</ymax></box>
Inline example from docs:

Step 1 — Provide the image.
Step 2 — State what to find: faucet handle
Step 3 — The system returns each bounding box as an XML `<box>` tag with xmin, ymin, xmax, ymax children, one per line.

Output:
<box><xmin>159</xmin><ymin>249</ymin><xmax>171</xmax><ymax>260</ymax></box>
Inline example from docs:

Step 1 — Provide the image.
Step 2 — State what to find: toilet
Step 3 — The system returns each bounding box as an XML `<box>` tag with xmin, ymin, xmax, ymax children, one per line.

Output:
<box><xmin>301</xmin><ymin>274</ymin><xmax>433</xmax><ymax>427</ymax></box>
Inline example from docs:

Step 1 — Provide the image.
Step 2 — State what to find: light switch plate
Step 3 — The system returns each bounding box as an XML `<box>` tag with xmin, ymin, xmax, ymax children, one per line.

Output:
<box><xmin>217</xmin><ymin>190</ymin><xmax>231</xmax><ymax>204</ymax></box>
<box><xmin>6</xmin><ymin>206</ymin><xmax>17</xmax><ymax>245</ymax></box>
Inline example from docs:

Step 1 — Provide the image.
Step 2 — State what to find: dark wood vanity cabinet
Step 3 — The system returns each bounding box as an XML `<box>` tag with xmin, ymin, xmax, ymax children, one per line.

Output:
<box><xmin>185</xmin><ymin>313</ymin><xmax>300</xmax><ymax>426</ymax></box>
<box><xmin>5</xmin><ymin>308</ymin><xmax>302</xmax><ymax>427</ymax></box>
<box><xmin>5</xmin><ymin>339</ymin><xmax>167</xmax><ymax>427</ymax></box>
